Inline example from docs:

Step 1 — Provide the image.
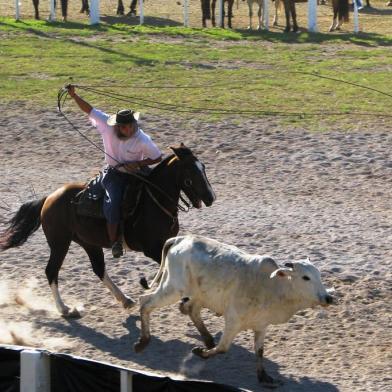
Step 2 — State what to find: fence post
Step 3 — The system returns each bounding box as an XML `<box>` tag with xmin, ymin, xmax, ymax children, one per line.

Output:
<box><xmin>308</xmin><ymin>0</ymin><xmax>317</xmax><ymax>32</ymax></box>
<box><xmin>139</xmin><ymin>0</ymin><xmax>144</xmax><ymax>25</ymax></box>
<box><xmin>49</xmin><ymin>0</ymin><xmax>56</xmax><ymax>22</ymax></box>
<box><xmin>90</xmin><ymin>0</ymin><xmax>100</xmax><ymax>24</ymax></box>
<box><xmin>20</xmin><ymin>350</ymin><xmax>51</xmax><ymax>392</ymax></box>
<box><xmin>120</xmin><ymin>370</ymin><xmax>133</xmax><ymax>392</ymax></box>
<box><xmin>183</xmin><ymin>0</ymin><xmax>189</xmax><ymax>27</ymax></box>
<box><xmin>353</xmin><ymin>1</ymin><xmax>359</xmax><ymax>33</ymax></box>
<box><xmin>263</xmin><ymin>0</ymin><xmax>269</xmax><ymax>30</ymax></box>
<box><xmin>15</xmin><ymin>0</ymin><xmax>20</xmax><ymax>20</ymax></box>
<box><xmin>218</xmin><ymin>0</ymin><xmax>223</xmax><ymax>27</ymax></box>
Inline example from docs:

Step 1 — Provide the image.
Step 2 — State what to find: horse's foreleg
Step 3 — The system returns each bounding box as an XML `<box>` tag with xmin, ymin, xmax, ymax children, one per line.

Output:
<box><xmin>289</xmin><ymin>0</ymin><xmax>298</xmax><ymax>32</ymax></box>
<box><xmin>273</xmin><ymin>0</ymin><xmax>279</xmax><ymax>26</ymax></box>
<box><xmin>79</xmin><ymin>241</ymin><xmax>136</xmax><ymax>309</ymax></box>
<box><xmin>117</xmin><ymin>0</ymin><xmax>125</xmax><ymax>15</ymax></box>
<box><xmin>128</xmin><ymin>0</ymin><xmax>137</xmax><ymax>15</ymax></box>
<box><xmin>212</xmin><ymin>0</ymin><xmax>217</xmax><ymax>27</ymax></box>
<box><xmin>227</xmin><ymin>0</ymin><xmax>234</xmax><ymax>28</ymax></box>
<box><xmin>329</xmin><ymin>6</ymin><xmax>338</xmax><ymax>31</ymax></box>
<box><xmin>283</xmin><ymin>0</ymin><xmax>291</xmax><ymax>32</ymax></box>
<box><xmin>32</xmin><ymin>0</ymin><xmax>40</xmax><ymax>20</ymax></box>
<box><xmin>248</xmin><ymin>4</ymin><xmax>253</xmax><ymax>30</ymax></box>
<box><xmin>258</xmin><ymin>3</ymin><xmax>263</xmax><ymax>29</ymax></box>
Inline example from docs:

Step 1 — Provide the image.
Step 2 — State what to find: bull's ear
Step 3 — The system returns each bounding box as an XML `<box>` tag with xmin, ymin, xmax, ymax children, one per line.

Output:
<box><xmin>270</xmin><ymin>268</ymin><xmax>292</xmax><ymax>279</ymax></box>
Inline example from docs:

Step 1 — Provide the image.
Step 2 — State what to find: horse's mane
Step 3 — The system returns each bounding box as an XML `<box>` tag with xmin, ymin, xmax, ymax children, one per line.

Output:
<box><xmin>149</xmin><ymin>154</ymin><xmax>177</xmax><ymax>177</ymax></box>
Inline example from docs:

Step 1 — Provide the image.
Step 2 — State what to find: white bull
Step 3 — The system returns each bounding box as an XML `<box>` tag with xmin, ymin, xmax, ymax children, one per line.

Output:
<box><xmin>135</xmin><ymin>235</ymin><xmax>334</xmax><ymax>387</ymax></box>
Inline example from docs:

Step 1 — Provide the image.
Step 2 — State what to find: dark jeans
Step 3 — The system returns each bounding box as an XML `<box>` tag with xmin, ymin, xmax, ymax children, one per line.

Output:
<box><xmin>101</xmin><ymin>167</ymin><xmax>130</xmax><ymax>224</ymax></box>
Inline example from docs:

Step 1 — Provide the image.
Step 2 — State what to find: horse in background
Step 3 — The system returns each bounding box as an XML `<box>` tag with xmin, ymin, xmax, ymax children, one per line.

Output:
<box><xmin>273</xmin><ymin>0</ymin><xmax>349</xmax><ymax>33</ymax></box>
<box><xmin>32</xmin><ymin>0</ymin><xmax>138</xmax><ymax>20</ymax></box>
<box><xmin>80</xmin><ymin>0</ymin><xmax>138</xmax><ymax>16</ymax></box>
<box><xmin>201</xmin><ymin>0</ymin><xmax>235</xmax><ymax>28</ymax></box>
<box><xmin>244</xmin><ymin>0</ymin><xmax>268</xmax><ymax>30</ymax></box>
<box><xmin>32</xmin><ymin>0</ymin><xmax>68</xmax><ymax>21</ymax></box>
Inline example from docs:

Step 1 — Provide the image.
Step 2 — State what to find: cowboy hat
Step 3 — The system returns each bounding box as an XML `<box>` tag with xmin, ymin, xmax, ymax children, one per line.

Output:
<box><xmin>107</xmin><ymin>109</ymin><xmax>140</xmax><ymax>126</ymax></box>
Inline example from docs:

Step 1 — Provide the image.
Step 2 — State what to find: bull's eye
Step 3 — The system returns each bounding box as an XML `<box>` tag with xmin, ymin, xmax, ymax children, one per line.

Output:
<box><xmin>302</xmin><ymin>276</ymin><xmax>310</xmax><ymax>281</ymax></box>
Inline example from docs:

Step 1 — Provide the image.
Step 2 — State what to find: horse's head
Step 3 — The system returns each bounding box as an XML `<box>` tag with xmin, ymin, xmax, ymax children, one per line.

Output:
<box><xmin>171</xmin><ymin>144</ymin><xmax>216</xmax><ymax>208</ymax></box>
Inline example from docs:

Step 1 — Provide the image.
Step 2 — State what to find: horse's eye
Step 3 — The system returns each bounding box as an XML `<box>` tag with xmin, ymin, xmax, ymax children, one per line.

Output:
<box><xmin>302</xmin><ymin>276</ymin><xmax>310</xmax><ymax>281</ymax></box>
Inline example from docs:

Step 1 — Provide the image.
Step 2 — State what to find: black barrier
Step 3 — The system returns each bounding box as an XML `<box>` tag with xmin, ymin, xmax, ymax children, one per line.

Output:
<box><xmin>0</xmin><ymin>346</ymin><xmax>244</xmax><ymax>392</ymax></box>
<box><xmin>133</xmin><ymin>373</ymin><xmax>243</xmax><ymax>392</ymax></box>
<box><xmin>50</xmin><ymin>354</ymin><xmax>120</xmax><ymax>392</ymax></box>
<box><xmin>0</xmin><ymin>346</ymin><xmax>22</xmax><ymax>392</ymax></box>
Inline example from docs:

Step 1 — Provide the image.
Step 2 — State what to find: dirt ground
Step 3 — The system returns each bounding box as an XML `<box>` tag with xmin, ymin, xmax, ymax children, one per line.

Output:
<box><xmin>0</xmin><ymin>100</ymin><xmax>391</xmax><ymax>391</ymax></box>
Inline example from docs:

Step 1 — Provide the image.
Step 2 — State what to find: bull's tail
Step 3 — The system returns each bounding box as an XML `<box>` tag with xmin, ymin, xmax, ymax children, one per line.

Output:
<box><xmin>0</xmin><ymin>197</ymin><xmax>46</xmax><ymax>251</ymax></box>
<box><xmin>139</xmin><ymin>237</ymin><xmax>180</xmax><ymax>290</ymax></box>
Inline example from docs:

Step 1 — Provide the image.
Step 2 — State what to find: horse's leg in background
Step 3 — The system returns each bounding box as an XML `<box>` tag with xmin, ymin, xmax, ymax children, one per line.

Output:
<box><xmin>289</xmin><ymin>0</ymin><xmax>298</xmax><ymax>32</ymax></box>
<box><xmin>60</xmin><ymin>0</ymin><xmax>68</xmax><ymax>21</ymax></box>
<box><xmin>201</xmin><ymin>0</ymin><xmax>209</xmax><ymax>27</ymax></box>
<box><xmin>80</xmin><ymin>0</ymin><xmax>90</xmax><ymax>14</ymax></box>
<box><xmin>117</xmin><ymin>0</ymin><xmax>125</xmax><ymax>15</ymax></box>
<box><xmin>212</xmin><ymin>0</ymin><xmax>217</xmax><ymax>27</ymax></box>
<box><xmin>336</xmin><ymin>0</ymin><xmax>349</xmax><ymax>29</ymax></box>
<box><xmin>258</xmin><ymin>0</ymin><xmax>263</xmax><ymax>29</ymax></box>
<box><xmin>227</xmin><ymin>0</ymin><xmax>234</xmax><ymax>28</ymax></box>
<box><xmin>32</xmin><ymin>0</ymin><xmax>40</xmax><ymax>20</ymax></box>
<box><xmin>329</xmin><ymin>0</ymin><xmax>339</xmax><ymax>31</ymax></box>
<box><xmin>282</xmin><ymin>0</ymin><xmax>291</xmax><ymax>32</ymax></box>
<box><xmin>77</xmin><ymin>240</ymin><xmax>136</xmax><ymax>309</ymax></box>
<box><xmin>128</xmin><ymin>0</ymin><xmax>137</xmax><ymax>15</ymax></box>
<box><xmin>247</xmin><ymin>0</ymin><xmax>253</xmax><ymax>29</ymax></box>
<box><xmin>273</xmin><ymin>0</ymin><xmax>280</xmax><ymax>26</ymax></box>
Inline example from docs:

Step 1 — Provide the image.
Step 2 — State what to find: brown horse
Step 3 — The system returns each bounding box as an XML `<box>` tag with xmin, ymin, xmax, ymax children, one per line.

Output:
<box><xmin>274</xmin><ymin>0</ymin><xmax>349</xmax><ymax>32</ymax></box>
<box><xmin>201</xmin><ymin>0</ymin><xmax>235</xmax><ymax>28</ymax></box>
<box><xmin>0</xmin><ymin>145</ymin><xmax>216</xmax><ymax>318</ymax></box>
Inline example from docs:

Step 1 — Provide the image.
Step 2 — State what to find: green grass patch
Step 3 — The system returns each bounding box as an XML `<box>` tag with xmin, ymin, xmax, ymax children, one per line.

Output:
<box><xmin>1</xmin><ymin>17</ymin><xmax>391</xmax><ymax>131</ymax></box>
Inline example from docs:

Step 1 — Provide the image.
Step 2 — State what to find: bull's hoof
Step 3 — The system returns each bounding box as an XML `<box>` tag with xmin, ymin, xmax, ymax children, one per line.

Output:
<box><xmin>62</xmin><ymin>306</ymin><xmax>82</xmax><ymax>319</ymax></box>
<box><xmin>122</xmin><ymin>296</ymin><xmax>136</xmax><ymax>309</ymax></box>
<box><xmin>134</xmin><ymin>337</ymin><xmax>150</xmax><ymax>353</ymax></box>
<box><xmin>192</xmin><ymin>346</ymin><xmax>209</xmax><ymax>359</ymax></box>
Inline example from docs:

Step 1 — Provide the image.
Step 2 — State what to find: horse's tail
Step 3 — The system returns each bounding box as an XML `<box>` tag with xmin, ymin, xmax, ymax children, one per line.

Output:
<box><xmin>0</xmin><ymin>197</ymin><xmax>47</xmax><ymax>251</ymax></box>
<box><xmin>139</xmin><ymin>237</ymin><xmax>179</xmax><ymax>290</ymax></box>
<box><xmin>338</xmin><ymin>0</ymin><xmax>349</xmax><ymax>22</ymax></box>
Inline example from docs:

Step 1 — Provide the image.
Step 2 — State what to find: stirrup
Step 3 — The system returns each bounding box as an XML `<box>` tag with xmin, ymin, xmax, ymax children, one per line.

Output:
<box><xmin>112</xmin><ymin>240</ymin><xmax>123</xmax><ymax>258</ymax></box>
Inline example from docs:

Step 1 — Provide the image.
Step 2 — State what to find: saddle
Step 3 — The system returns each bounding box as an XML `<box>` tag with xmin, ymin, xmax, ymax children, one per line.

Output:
<box><xmin>74</xmin><ymin>170</ymin><xmax>147</xmax><ymax>220</ymax></box>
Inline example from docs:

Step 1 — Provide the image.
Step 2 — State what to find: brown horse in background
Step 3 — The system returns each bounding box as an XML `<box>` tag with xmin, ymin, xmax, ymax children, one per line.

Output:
<box><xmin>201</xmin><ymin>0</ymin><xmax>235</xmax><ymax>28</ymax></box>
<box><xmin>0</xmin><ymin>145</ymin><xmax>215</xmax><ymax>318</ymax></box>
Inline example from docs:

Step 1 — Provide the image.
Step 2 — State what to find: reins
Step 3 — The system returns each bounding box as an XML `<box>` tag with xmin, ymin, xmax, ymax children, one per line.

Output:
<box><xmin>57</xmin><ymin>87</ymin><xmax>191</xmax><ymax>217</ymax></box>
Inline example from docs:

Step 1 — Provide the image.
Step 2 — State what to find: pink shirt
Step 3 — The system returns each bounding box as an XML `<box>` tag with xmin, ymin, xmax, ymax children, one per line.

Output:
<box><xmin>89</xmin><ymin>108</ymin><xmax>162</xmax><ymax>170</ymax></box>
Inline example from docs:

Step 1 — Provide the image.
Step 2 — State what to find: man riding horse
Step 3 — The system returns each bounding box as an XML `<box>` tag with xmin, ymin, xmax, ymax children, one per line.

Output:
<box><xmin>67</xmin><ymin>85</ymin><xmax>162</xmax><ymax>258</ymax></box>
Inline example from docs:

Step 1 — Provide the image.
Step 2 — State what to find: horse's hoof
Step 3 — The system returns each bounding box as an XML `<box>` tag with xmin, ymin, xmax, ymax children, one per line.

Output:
<box><xmin>122</xmin><ymin>297</ymin><xmax>136</xmax><ymax>310</ymax></box>
<box><xmin>273</xmin><ymin>21</ymin><xmax>278</xmax><ymax>26</ymax></box>
<box><xmin>134</xmin><ymin>337</ymin><xmax>150</xmax><ymax>353</ymax></box>
<box><xmin>192</xmin><ymin>346</ymin><xmax>208</xmax><ymax>359</ymax></box>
